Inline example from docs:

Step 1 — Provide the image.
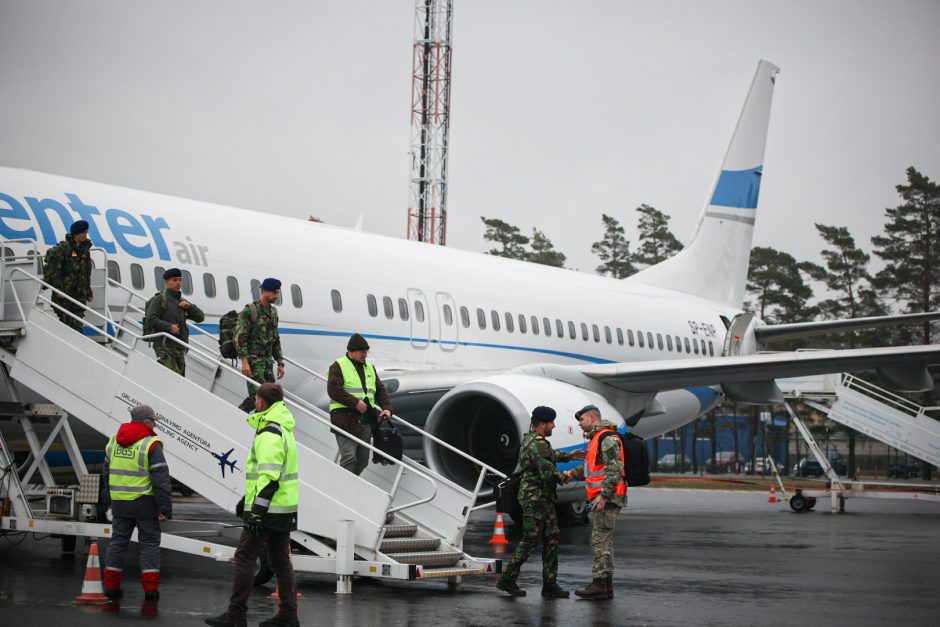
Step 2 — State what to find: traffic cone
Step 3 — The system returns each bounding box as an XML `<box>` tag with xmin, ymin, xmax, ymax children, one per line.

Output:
<box><xmin>767</xmin><ymin>485</ymin><xmax>778</xmax><ymax>504</ymax></box>
<box><xmin>488</xmin><ymin>512</ymin><xmax>510</xmax><ymax>545</ymax></box>
<box><xmin>75</xmin><ymin>541</ymin><xmax>109</xmax><ymax>605</ymax></box>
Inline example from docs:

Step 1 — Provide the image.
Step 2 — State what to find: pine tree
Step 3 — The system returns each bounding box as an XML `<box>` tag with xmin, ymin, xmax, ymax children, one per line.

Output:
<box><xmin>481</xmin><ymin>217</ymin><xmax>529</xmax><ymax>260</ymax></box>
<box><xmin>592</xmin><ymin>213</ymin><xmax>635</xmax><ymax>278</ymax></box>
<box><xmin>632</xmin><ymin>204</ymin><xmax>683</xmax><ymax>268</ymax></box>
<box><xmin>527</xmin><ymin>229</ymin><xmax>566</xmax><ymax>267</ymax></box>
<box><xmin>745</xmin><ymin>246</ymin><xmax>816</xmax><ymax>341</ymax></box>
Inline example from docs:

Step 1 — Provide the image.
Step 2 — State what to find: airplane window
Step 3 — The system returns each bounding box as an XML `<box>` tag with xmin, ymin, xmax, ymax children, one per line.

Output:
<box><xmin>460</xmin><ymin>306</ymin><xmax>470</xmax><ymax>328</ymax></box>
<box><xmin>398</xmin><ymin>298</ymin><xmax>409</xmax><ymax>320</ymax></box>
<box><xmin>637</xmin><ymin>330</ymin><xmax>645</xmax><ymax>348</ymax></box>
<box><xmin>655</xmin><ymin>333</ymin><xmax>662</xmax><ymax>350</ymax></box>
<box><xmin>518</xmin><ymin>314</ymin><xmax>526</xmax><ymax>334</ymax></box>
<box><xmin>581</xmin><ymin>323</ymin><xmax>588</xmax><ymax>341</ymax></box>
<box><xmin>250</xmin><ymin>279</ymin><xmax>261</xmax><ymax>301</ymax></box>
<box><xmin>592</xmin><ymin>324</ymin><xmax>600</xmax><ymax>342</ymax></box>
<box><xmin>154</xmin><ymin>266</ymin><xmax>165</xmax><ymax>287</ymax></box>
<box><xmin>555</xmin><ymin>319</ymin><xmax>563</xmax><ymax>337</ymax></box>
<box><xmin>275</xmin><ymin>289</ymin><xmax>282</xmax><ymax>306</ymax></box>
<box><xmin>477</xmin><ymin>308</ymin><xmax>486</xmax><ymax>329</ymax></box>
<box><xmin>367</xmin><ymin>294</ymin><xmax>378</xmax><ymax>317</ymax></box>
<box><xmin>693</xmin><ymin>338</ymin><xmax>700</xmax><ymax>354</ymax></box>
<box><xmin>2</xmin><ymin>247</ymin><xmax>11</xmax><ymax>259</ymax></box>
<box><xmin>291</xmin><ymin>284</ymin><xmax>302</xmax><ymax>308</ymax></box>
<box><xmin>616</xmin><ymin>328</ymin><xmax>624</xmax><ymax>345</ymax></box>
<box><xmin>491</xmin><ymin>310</ymin><xmax>500</xmax><ymax>331</ymax></box>
<box><xmin>647</xmin><ymin>332</ymin><xmax>654</xmax><ymax>349</ymax></box>
<box><xmin>666</xmin><ymin>335</ymin><xmax>674</xmax><ymax>351</ymax></box>
<box><xmin>107</xmin><ymin>260</ymin><xmax>121</xmax><ymax>284</ymax></box>
<box><xmin>204</xmin><ymin>273</ymin><xmax>216</xmax><ymax>298</ymax></box>
<box><xmin>531</xmin><ymin>316</ymin><xmax>539</xmax><ymax>336</ymax></box>
<box><xmin>568</xmin><ymin>321</ymin><xmax>575</xmax><ymax>339</ymax></box>
<box><xmin>505</xmin><ymin>312</ymin><xmax>514</xmax><ymax>333</ymax></box>
<box><xmin>130</xmin><ymin>263</ymin><xmax>144</xmax><ymax>290</ymax></box>
<box><xmin>700</xmin><ymin>339</ymin><xmax>707</xmax><ymax>355</ymax></box>
<box><xmin>383</xmin><ymin>296</ymin><xmax>394</xmax><ymax>319</ymax></box>
<box><xmin>675</xmin><ymin>335</ymin><xmax>682</xmax><ymax>352</ymax></box>
<box><xmin>181</xmin><ymin>270</ymin><xmax>193</xmax><ymax>295</ymax></box>
<box><xmin>331</xmin><ymin>289</ymin><xmax>342</xmax><ymax>313</ymax></box>
<box><xmin>543</xmin><ymin>317</ymin><xmax>551</xmax><ymax>336</ymax></box>
<box><xmin>605</xmin><ymin>326</ymin><xmax>612</xmax><ymax>344</ymax></box>
<box><xmin>228</xmin><ymin>276</ymin><xmax>240</xmax><ymax>301</ymax></box>
<box><xmin>708</xmin><ymin>340</ymin><xmax>715</xmax><ymax>356</ymax></box>
<box><xmin>684</xmin><ymin>337</ymin><xmax>691</xmax><ymax>353</ymax></box>
<box><xmin>443</xmin><ymin>304</ymin><xmax>453</xmax><ymax>326</ymax></box>
<box><xmin>415</xmin><ymin>300</ymin><xmax>425</xmax><ymax>322</ymax></box>
<box><xmin>628</xmin><ymin>329</ymin><xmax>635</xmax><ymax>346</ymax></box>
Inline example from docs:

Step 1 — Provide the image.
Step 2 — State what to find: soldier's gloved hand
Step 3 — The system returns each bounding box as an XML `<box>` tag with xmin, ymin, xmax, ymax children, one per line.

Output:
<box><xmin>243</xmin><ymin>512</ymin><xmax>264</xmax><ymax>536</ymax></box>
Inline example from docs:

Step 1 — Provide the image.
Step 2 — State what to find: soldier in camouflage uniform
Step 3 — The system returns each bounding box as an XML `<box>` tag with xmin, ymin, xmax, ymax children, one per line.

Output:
<box><xmin>144</xmin><ymin>268</ymin><xmax>205</xmax><ymax>376</ymax></box>
<box><xmin>235</xmin><ymin>278</ymin><xmax>285</xmax><ymax>412</ymax></box>
<box><xmin>44</xmin><ymin>220</ymin><xmax>93</xmax><ymax>332</ymax></box>
<box><xmin>496</xmin><ymin>406</ymin><xmax>584</xmax><ymax>598</ymax></box>
<box><xmin>569</xmin><ymin>404</ymin><xmax>627</xmax><ymax>600</ymax></box>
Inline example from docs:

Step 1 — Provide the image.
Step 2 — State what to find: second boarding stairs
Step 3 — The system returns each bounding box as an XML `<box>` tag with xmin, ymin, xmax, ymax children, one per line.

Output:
<box><xmin>0</xmin><ymin>249</ymin><xmax>501</xmax><ymax>586</ymax></box>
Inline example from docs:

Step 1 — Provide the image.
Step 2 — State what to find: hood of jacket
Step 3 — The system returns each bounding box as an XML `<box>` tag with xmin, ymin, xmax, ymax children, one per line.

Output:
<box><xmin>585</xmin><ymin>420</ymin><xmax>620</xmax><ymax>440</ymax></box>
<box><xmin>247</xmin><ymin>400</ymin><xmax>295</xmax><ymax>433</ymax></box>
<box><xmin>116</xmin><ymin>421</ymin><xmax>157</xmax><ymax>447</ymax></box>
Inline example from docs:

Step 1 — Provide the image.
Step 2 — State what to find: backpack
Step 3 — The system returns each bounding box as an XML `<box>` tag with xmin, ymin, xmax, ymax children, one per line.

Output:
<box><xmin>218</xmin><ymin>310</ymin><xmax>239</xmax><ymax>359</ymax></box>
<box><xmin>596</xmin><ymin>430</ymin><xmax>651</xmax><ymax>487</ymax></box>
<box><xmin>142</xmin><ymin>291</ymin><xmax>168</xmax><ymax>337</ymax></box>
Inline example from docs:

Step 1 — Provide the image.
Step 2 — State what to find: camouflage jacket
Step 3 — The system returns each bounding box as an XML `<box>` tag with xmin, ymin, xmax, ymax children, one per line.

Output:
<box><xmin>235</xmin><ymin>300</ymin><xmax>283</xmax><ymax>363</ymax></box>
<box><xmin>572</xmin><ymin>420</ymin><xmax>627</xmax><ymax>507</ymax></box>
<box><xmin>44</xmin><ymin>234</ymin><xmax>92</xmax><ymax>300</ymax></box>
<box><xmin>144</xmin><ymin>289</ymin><xmax>205</xmax><ymax>349</ymax></box>
<box><xmin>516</xmin><ymin>431</ymin><xmax>576</xmax><ymax>511</ymax></box>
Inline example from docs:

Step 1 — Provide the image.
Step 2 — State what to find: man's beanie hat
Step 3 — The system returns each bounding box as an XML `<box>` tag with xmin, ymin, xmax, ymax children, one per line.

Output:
<box><xmin>531</xmin><ymin>405</ymin><xmax>557</xmax><ymax>424</ymax></box>
<box><xmin>70</xmin><ymin>220</ymin><xmax>89</xmax><ymax>235</ymax></box>
<box><xmin>130</xmin><ymin>405</ymin><xmax>157</xmax><ymax>423</ymax></box>
<box><xmin>575</xmin><ymin>404</ymin><xmax>599</xmax><ymax>420</ymax></box>
<box><xmin>260</xmin><ymin>278</ymin><xmax>281</xmax><ymax>292</ymax></box>
<box><xmin>347</xmin><ymin>333</ymin><xmax>370</xmax><ymax>351</ymax></box>
<box><xmin>163</xmin><ymin>268</ymin><xmax>182</xmax><ymax>280</ymax></box>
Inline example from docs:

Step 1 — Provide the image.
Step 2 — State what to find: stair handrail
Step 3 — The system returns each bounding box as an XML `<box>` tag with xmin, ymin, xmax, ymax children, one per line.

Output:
<box><xmin>5</xmin><ymin>268</ymin><xmax>442</xmax><ymax>518</ymax></box>
<box><xmin>840</xmin><ymin>373</ymin><xmax>935</xmax><ymax>420</ymax></box>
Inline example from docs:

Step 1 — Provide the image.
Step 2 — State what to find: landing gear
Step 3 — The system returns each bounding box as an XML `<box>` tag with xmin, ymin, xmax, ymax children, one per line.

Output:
<box><xmin>556</xmin><ymin>501</ymin><xmax>589</xmax><ymax>526</ymax></box>
<box><xmin>790</xmin><ymin>491</ymin><xmax>818</xmax><ymax>513</ymax></box>
<box><xmin>253</xmin><ymin>547</ymin><xmax>273</xmax><ymax>586</ymax></box>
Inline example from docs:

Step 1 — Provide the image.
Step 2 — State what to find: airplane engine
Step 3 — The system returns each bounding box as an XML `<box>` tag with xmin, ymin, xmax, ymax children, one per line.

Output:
<box><xmin>422</xmin><ymin>373</ymin><xmax>623</xmax><ymax>491</ymax></box>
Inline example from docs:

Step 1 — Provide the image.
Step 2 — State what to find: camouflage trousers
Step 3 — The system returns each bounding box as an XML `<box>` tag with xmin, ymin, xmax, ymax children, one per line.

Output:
<box><xmin>52</xmin><ymin>295</ymin><xmax>85</xmax><ymax>333</ymax></box>
<box><xmin>154</xmin><ymin>345</ymin><xmax>187</xmax><ymax>376</ymax></box>
<box><xmin>238</xmin><ymin>357</ymin><xmax>275</xmax><ymax>412</ymax></box>
<box><xmin>500</xmin><ymin>506</ymin><xmax>560</xmax><ymax>585</ymax></box>
<box><xmin>590</xmin><ymin>504</ymin><xmax>621</xmax><ymax>579</ymax></box>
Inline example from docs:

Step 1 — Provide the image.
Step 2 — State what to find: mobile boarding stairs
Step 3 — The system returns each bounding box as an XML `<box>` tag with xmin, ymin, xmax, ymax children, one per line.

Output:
<box><xmin>0</xmin><ymin>243</ymin><xmax>504</xmax><ymax>592</ymax></box>
<box><xmin>775</xmin><ymin>370</ymin><xmax>940</xmax><ymax>513</ymax></box>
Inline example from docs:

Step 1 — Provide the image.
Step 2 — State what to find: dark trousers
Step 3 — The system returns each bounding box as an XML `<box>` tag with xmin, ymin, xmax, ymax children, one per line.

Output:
<box><xmin>228</xmin><ymin>528</ymin><xmax>297</xmax><ymax>620</ymax></box>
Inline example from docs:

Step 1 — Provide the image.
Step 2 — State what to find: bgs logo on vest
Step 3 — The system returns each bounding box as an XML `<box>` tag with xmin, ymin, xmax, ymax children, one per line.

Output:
<box><xmin>114</xmin><ymin>445</ymin><xmax>137</xmax><ymax>459</ymax></box>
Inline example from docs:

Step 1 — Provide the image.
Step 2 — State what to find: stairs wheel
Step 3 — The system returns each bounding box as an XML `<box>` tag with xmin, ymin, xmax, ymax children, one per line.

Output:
<box><xmin>253</xmin><ymin>547</ymin><xmax>273</xmax><ymax>586</ymax></box>
<box><xmin>60</xmin><ymin>534</ymin><xmax>77</xmax><ymax>553</ymax></box>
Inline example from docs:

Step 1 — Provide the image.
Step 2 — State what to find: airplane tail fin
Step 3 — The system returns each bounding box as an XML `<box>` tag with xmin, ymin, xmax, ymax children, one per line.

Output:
<box><xmin>629</xmin><ymin>60</ymin><xmax>780</xmax><ymax>309</ymax></box>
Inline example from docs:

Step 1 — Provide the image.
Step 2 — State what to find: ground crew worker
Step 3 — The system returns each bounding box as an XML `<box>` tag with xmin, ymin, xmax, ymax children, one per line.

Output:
<box><xmin>235</xmin><ymin>278</ymin><xmax>284</xmax><ymax>412</ymax></box>
<box><xmin>497</xmin><ymin>406</ymin><xmax>585</xmax><ymax>598</ymax></box>
<box><xmin>205</xmin><ymin>383</ymin><xmax>300</xmax><ymax>627</ymax></box>
<box><xmin>568</xmin><ymin>404</ymin><xmax>626</xmax><ymax>600</ymax></box>
<box><xmin>327</xmin><ymin>333</ymin><xmax>392</xmax><ymax>475</ymax></box>
<box><xmin>102</xmin><ymin>404</ymin><xmax>172</xmax><ymax>601</ymax></box>
<box><xmin>44</xmin><ymin>219</ymin><xmax>93</xmax><ymax>332</ymax></box>
<box><xmin>144</xmin><ymin>268</ymin><xmax>205</xmax><ymax>376</ymax></box>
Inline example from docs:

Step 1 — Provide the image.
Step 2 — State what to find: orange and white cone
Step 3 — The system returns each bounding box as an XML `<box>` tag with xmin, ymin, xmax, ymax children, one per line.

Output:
<box><xmin>767</xmin><ymin>485</ymin><xmax>778</xmax><ymax>504</ymax></box>
<box><xmin>488</xmin><ymin>512</ymin><xmax>510</xmax><ymax>545</ymax></box>
<box><xmin>75</xmin><ymin>541</ymin><xmax>109</xmax><ymax>604</ymax></box>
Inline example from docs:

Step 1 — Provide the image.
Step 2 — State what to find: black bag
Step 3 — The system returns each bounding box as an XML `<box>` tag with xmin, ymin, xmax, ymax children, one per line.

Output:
<box><xmin>218</xmin><ymin>310</ymin><xmax>239</xmax><ymax>359</ymax></box>
<box><xmin>597</xmin><ymin>431</ymin><xmax>651</xmax><ymax>487</ymax></box>
<box><xmin>372</xmin><ymin>421</ymin><xmax>403</xmax><ymax>465</ymax></box>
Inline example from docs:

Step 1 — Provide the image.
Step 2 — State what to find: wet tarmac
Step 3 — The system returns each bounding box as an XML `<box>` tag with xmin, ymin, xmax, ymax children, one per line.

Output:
<box><xmin>2</xmin><ymin>489</ymin><xmax>939</xmax><ymax>626</ymax></box>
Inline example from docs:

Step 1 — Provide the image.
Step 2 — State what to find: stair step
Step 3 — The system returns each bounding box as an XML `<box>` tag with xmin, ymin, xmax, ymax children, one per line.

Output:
<box><xmin>380</xmin><ymin>537</ymin><xmax>440</xmax><ymax>553</ymax></box>
<box><xmin>417</xmin><ymin>566</ymin><xmax>487</xmax><ymax>579</ymax></box>
<box><xmin>383</xmin><ymin>523</ymin><xmax>417</xmax><ymax>538</ymax></box>
<box><xmin>392</xmin><ymin>551</ymin><xmax>462</xmax><ymax>568</ymax></box>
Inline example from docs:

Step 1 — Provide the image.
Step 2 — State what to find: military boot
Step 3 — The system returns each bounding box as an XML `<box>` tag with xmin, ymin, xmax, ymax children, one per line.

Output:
<box><xmin>607</xmin><ymin>575</ymin><xmax>614</xmax><ymax>599</ymax></box>
<box><xmin>541</xmin><ymin>582</ymin><xmax>570</xmax><ymax>599</ymax></box>
<box><xmin>574</xmin><ymin>578</ymin><xmax>608</xmax><ymax>600</ymax></box>
<box><xmin>496</xmin><ymin>577</ymin><xmax>526</xmax><ymax>597</ymax></box>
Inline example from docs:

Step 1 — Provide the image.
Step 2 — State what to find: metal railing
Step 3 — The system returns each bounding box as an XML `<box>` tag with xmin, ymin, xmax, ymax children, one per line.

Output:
<box><xmin>841</xmin><ymin>373</ymin><xmax>940</xmax><ymax>420</ymax></box>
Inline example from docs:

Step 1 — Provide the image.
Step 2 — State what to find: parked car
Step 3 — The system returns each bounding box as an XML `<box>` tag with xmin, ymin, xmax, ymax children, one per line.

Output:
<box><xmin>887</xmin><ymin>461</ymin><xmax>921</xmax><ymax>479</ymax></box>
<box><xmin>705</xmin><ymin>452</ymin><xmax>743</xmax><ymax>473</ymax></box>
<box><xmin>657</xmin><ymin>454</ymin><xmax>691</xmax><ymax>472</ymax></box>
<box><xmin>750</xmin><ymin>456</ymin><xmax>784</xmax><ymax>474</ymax></box>
<box><xmin>792</xmin><ymin>455</ymin><xmax>847</xmax><ymax>477</ymax></box>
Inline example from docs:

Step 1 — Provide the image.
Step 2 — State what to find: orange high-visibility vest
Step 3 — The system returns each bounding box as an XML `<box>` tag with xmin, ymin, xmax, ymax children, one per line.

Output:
<box><xmin>585</xmin><ymin>428</ymin><xmax>626</xmax><ymax>500</ymax></box>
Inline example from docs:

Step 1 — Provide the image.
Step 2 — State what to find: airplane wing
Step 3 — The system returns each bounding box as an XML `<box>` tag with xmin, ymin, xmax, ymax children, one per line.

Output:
<box><xmin>576</xmin><ymin>344</ymin><xmax>940</xmax><ymax>393</ymax></box>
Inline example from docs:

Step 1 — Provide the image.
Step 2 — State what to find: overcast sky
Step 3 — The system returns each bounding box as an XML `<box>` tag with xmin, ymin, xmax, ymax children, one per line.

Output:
<box><xmin>1</xmin><ymin>1</ymin><xmax>938</xmax><ymax>281</ymax></box>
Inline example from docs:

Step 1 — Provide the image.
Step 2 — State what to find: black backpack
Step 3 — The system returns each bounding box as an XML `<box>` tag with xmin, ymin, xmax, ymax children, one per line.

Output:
<box><xmin>218</xmin><ymin>310</ymin><xmax>239</xmax><ymax>359</ymax></box>
<box><xmin>597</xmin><ymin>431</ymin><xmax>651</xmax><ymax>487</ymax></box>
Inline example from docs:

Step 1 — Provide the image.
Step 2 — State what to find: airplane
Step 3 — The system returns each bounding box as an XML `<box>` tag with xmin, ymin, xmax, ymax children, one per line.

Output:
<box><xmin>212</xmin><ymin>448</ymin><xmax>238</xmax><ymax>479</ymax></box>
<box><xmin>0</xmin><ymin>60</ymin><xmax>938</xmax><ymax>519</ymax></box>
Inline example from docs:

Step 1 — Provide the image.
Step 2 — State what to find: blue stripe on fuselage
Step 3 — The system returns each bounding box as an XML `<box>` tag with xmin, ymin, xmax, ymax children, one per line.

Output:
<box><xmin>709</xmin><ymin>166</ymin><xmax>762</xmax><ymax>209</ymax></box>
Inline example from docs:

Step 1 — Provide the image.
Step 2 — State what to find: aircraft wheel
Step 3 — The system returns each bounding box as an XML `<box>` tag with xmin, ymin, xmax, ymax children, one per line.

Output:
<box><xmin>253</xmin><ymin>548</ymin><xmax>274</xmax><ymax>586</ymax></box>
<box><xmin>61</xmin><ymin>535</ymin><xmax>77</xmax><ymax>553</ymax></box>
<box><xmin>790</xmin><ymin>493</ymin><xmax>810</xmax><ymax>513</ymax></box>
<box><xmin>806</xmin><ymin>497</ymin><xmax>817</xmax><ymax>511</ymax></box>
<box><xmin>556</xmin><ymin>501</ymin><xmax>589</xmax><ymax>526</ymax></box>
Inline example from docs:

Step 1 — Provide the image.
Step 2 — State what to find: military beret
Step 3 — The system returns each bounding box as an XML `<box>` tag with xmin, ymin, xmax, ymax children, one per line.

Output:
<box><xmin>163</xmin><ymin>268</ymin><xmax>182</xmax><ymax>279</ymax></box>
<box><xmin>347</xmin><ymin>333</ymin><xmax>370</xmax><ymax>351</ymax></box>
<box><xmin>70</xmin><ymin>220</ymin><xmax>89</xmax><ymax>235</ymax></box>
<box><xmin>260</xmin><ymin>278</ymin><xmax>281</xmax><ymax>292</ymax></box>
<box><xmin>575</xmin><ymin>404</ymin><xmax>599</xmax><ymax>420</ymax></box>
<box><xmin>531</xmin><ymin>406</ymin><xmax>557</xmax><ymax>424</ymax></box>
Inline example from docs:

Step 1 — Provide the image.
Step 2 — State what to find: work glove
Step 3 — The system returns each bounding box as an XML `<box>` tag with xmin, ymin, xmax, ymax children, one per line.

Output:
<box><xmin>243</xmin><ymin>511</ymin><xmax>264</xmax><ymax>536</ymax></box>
